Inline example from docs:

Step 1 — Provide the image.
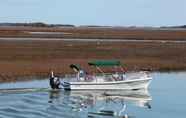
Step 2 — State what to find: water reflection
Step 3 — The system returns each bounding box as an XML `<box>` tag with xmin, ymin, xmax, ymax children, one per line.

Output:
<box><xmin>0</xmin><ymin>88</ymin><xmax>151</xmax><ymax>118</ymax></box>
<box><xmin>49</xmin><ymin>89</ymin><xmax>152</xmax><ymax>118</ymax></box>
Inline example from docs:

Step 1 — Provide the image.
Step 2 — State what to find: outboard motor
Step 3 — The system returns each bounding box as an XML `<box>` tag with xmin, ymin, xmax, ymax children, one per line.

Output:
<box><xmin>49</xmin><ymin>71</ymin><xmax>60</xmax><ymax>89</ymax></box>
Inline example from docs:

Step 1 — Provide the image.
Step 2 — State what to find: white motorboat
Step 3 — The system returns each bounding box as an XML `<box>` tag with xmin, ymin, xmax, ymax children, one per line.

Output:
<box><xmin>50</xmin><ymin>60</ymin><xmax>152</xmax><ymax>90</ymax></box>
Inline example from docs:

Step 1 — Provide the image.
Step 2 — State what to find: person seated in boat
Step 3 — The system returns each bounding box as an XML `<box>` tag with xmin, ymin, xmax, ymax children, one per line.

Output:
<box><xmin>121</xmin><ymin>73</ymin><xmax>126</xmax><ymax>80</ymax></box>
<box><xmin>113</xmin><ymin>72</ymin><xmax>126</xmax><ymax>81</ymax></box>
<box><xmin>122</xmin><ymin>73</ymin><xmax>127</xmax><ymax>80</ymax></box>
<box><xmin>49</xmin><ymin>71</ymin><xmax>60</xmax><ymax>89</ymax></box>
<box><xmin>77</xmin><ymin>70</ymin><xmax>94</xmax><ymax>81</ymax></box>
<box><xmin>112</xmin><ymin>72</ymin><xmax>120</xmax><ymax>81</ymax></box>
<box><xmin>77</xmin><ymin>70</ymin><xmax>86</xmax><ymax>81</ymax></box>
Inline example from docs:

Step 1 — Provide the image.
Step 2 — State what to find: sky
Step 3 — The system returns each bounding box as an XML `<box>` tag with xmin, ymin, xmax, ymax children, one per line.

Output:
<box><xmin>0</xmin><ymin>0</ymin><xmax>186</xmax><ymax>27</ymax></box>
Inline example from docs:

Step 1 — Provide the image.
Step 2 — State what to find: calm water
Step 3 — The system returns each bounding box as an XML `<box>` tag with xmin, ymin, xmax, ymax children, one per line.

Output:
<box><xmin>0</xmin><ymin>72</ymin><xmax>186</xmax><ymax>118</ymax></box>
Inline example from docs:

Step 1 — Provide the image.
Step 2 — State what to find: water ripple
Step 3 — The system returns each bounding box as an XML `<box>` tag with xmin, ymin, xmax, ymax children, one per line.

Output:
<box><xmin>0</xmin><ymin>89</ymin><xmax>152</xmax><ymax>118</ymax></box>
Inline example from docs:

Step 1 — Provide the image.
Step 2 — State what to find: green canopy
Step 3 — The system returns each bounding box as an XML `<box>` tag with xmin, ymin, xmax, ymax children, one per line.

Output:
<box><xmin>70</xmin><ymin>64</ymin><xmax>82</xmax><ymax>71</ymax></box>
<box><xmin>88</xmin><ymin>60</ymin><xmax>121</xmax><ymax>67</ymax></box>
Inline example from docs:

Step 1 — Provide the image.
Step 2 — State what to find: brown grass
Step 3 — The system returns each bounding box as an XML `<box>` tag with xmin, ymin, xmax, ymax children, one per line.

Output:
<box><xmin>0</xmin><ymin>39</ymin><xmax>186</xmax><ymax>82</ymax></box>
<box><xmin>0</xmin><ymin>26</ymin><xmax>186</xmax><ymax>40</ymax></box>
<box><xmin>0</xmin><ymin>26</ymin><xmax>186</xmax><ymax>82</ymax></box>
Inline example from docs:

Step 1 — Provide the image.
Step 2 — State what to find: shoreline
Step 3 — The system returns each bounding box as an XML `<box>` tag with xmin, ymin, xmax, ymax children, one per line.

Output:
<box><xmin>1</xmin><ymin>37</ymin><xmax>186</xmax><ymax>43</ymax></box>
<box><xmin>1</xmin><ymin>26</ymin><xmax>186</xmax><ymax>40</ymax></box>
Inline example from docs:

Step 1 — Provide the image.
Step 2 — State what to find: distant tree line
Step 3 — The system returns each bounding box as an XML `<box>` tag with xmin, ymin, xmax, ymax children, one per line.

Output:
<box><xmin>161</xmin><ymin>25</ymin><xmax>186</xmax><ymax>28</ymax></box>
<box><xmin>0</xmin><ymin>22</ymin><xmax>186</xmax><ymax>28</ymax></box>
<box><xmin>0</xmin><ymin>22</ymin><xmax>75</xmax><ymax>27</ymax></box>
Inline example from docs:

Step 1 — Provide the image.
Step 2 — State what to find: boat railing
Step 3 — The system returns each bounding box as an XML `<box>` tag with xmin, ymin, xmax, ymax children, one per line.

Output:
<box><xmin>125</xmin><ymin>71</ymin><xmax>149</xmax><ymax>80</ymax></box>
<box><xmin>62</xmin><ymin>71</ymin><xmax>150</xmax><ymax>82</ymax></box>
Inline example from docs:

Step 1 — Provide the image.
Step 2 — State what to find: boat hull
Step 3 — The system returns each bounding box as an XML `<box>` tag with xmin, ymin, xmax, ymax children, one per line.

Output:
<box><xmin>61</xmin><ymin>77</ymin><xmax>152</xmax><ymax>90</ymax></box>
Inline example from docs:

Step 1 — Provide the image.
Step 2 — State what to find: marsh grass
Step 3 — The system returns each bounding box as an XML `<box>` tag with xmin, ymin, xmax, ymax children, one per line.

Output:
<box><xmin>0</xmin><ymin>39</ymin><xmax>185</xmax><ymax>82</ymax></box>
